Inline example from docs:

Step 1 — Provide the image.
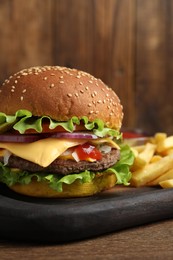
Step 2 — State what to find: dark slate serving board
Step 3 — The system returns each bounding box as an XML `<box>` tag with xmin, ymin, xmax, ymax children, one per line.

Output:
<box><xmin>0</xmin><ymin>183</ymin><xmax>173</xmax><ymax>243</ymax></box>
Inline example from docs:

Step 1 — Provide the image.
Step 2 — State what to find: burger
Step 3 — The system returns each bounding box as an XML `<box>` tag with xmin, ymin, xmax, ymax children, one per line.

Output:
<box><xmin>0</xmin><ymin>66</ymin><xmax>134</xmax><ymax>198</ymax></box>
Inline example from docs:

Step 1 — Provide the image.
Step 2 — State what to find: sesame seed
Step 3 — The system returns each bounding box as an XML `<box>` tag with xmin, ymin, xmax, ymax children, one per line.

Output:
<box><xmin>75</xmin><ymin>93</ymin><xmax>79</xmax><ymax>97</ymax></box>
<box><xmin>11</xmin><ymin>89</ymin><xmax>15</xmax><ymax>92</ymax></box>
<box><xmin>43</xmin><ymin>77</ymin><xmax>47</xmax><ymax>80</ymax></box>
<box><xmin>89</xmin><ymin>80</ymin><xmax>93</xmax><ymax>84</ymax></box>
<box><xmin>97</xmin><ymin>100</ymin><xmax>102</xmax><ymax>104</ymax></box>
<box><xmin>106</xmin><ymin>94</ymin><xmax>109</xmax><ymax>97</ymax></box>
<box><xmin>93</xmin><ymin>91</ymin><xmax>97</xmax><ymax>96</ymax></box>
<box><xmin>50</xmin><ymin>83</ymin><xmax>55</xmax><ymax>88</ymax></box>
<box><xmin>59</xmin><ymin>81</ymin><xmax>64</xmax><ymax>84</ymax></box>
<box><xmin>67</xmin><ymin>93</ymin><xmax>72</xmax><ymax>97</ymax></box>
<box><xmin>80</xmin><ymin>90</ymin><xmax>84</xmax><ymax>94</ymax></box>
<box><xmin>12</xmin><ymin>86</ymin><xmax>15</xmax><ymax>89</ymax></box>
<box><xmin>14</xmin><ymin>80</ymin><xmax>18</xmax><ymax>84</ymax></box>
<box><xmin>51</xmin><ymin>73</ymin><xmax>55</xmax><ymax>76</ymax></box>
<box><xmin>107</xmin><ymin>105</ymin><xmax>110</xmax><ymax>109</ymax></box>
<box><xmin>85</xmin><ymin>86</ymin><xmax>89</xmax><ymax>90</ymax></box>
<box><xmin>79</xmin><ymin>82</ymin><xmax>83</xmax><ymax>85</ymax></box>
<box><xmin>89</xmin><ymin>111</ymin><xmax>94</xmax><ymax>114</ymax></box>
<box><xmin>22</xmin><ymin>89</ymin><xmax>26</xmax><ymax>93</ymax></box>
<box><xmin>91</xmin><ymin>93</ymin><xmax>95</xmax><ymax>98</ymax></box>
<box><xmin>20</xmin><ymin>96</ymin><xmax>24</xmax><ymax>101</ymax></box>
<box><xmin>59</xmin><ymin>75</ymin><xmax>64</xmax><ymax>79</ymax></box>
<box><xmin>76</xmin><ymin>75</ymin><xmax>81</xmax><ymax>78</ymax></box>
<box><xmin>92</xmin><ymin>101</ymin><xmax>96</xmax><ymax>104</ymax></box>
<box><xmin>88</xmin><ymin>103</ymin><xmax>92</xmax><ymax>107</ymax></box>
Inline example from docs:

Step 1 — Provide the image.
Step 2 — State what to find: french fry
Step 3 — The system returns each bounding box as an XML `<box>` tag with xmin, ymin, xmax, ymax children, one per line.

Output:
<box><xmin>156</xmin><ymin>136</ymin><xmax>173</xmax><ymax>153</ymax></box>
<box><xmin>159</xmin><ymin>179</ymin><xmax>173</xmax><ymax>188</ymax></box>
<box><xmin>154</xmin><ymin>132</ymin><xmax>167</xmax><ymax>144</ymax></box>
<box><xmin>161</xmin><ymin>148</ymin><xmax>173</xmax><ymax>156</ymax></box>
<box><xmin>150</xmin><ymin>155</ymin><xmax>162</xmax><ymax>163</ymax></box>
<box><xmin>147</xmin><ymin>168</ymin><xmax>173</xmax><ymax>186</ymax></box>
<box><xmin>129</xmin><ymin>132</ymin><xmax>173</xmax><ymax>189</ymax></box>
<box><xmin>131</xmin><ymin>156</ymin><xmax>146</xmax><ymax>172</ymax></box>
<box><xmin>130</xmin><ymin>154</ymin><xmax>173</xmax><ymax>187</ymax></box>
<box><xmin>130</xmin><ymin>143</ymin><xmax>156</xmax><ymax>171</ymax></box>
<box><xmin>138</xmin><ymin>143</ymin><xmax>156</xmax><ymax>164</ymax></box>
<box><xmin>132</xmin><ymin>145</ymin><xmax>146</xmax><ymax>153</ymax></box>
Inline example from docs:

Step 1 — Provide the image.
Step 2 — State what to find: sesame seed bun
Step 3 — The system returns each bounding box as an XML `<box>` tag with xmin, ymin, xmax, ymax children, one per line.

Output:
<box><xmin>0</xmin><ymin>66</ymin><xmax>123</xmax><ymax>198</ymax></box>
<box><xmin>0</xmin><ymin>66</ymin><xmax>123</xmax><ymax>130</ymax></box>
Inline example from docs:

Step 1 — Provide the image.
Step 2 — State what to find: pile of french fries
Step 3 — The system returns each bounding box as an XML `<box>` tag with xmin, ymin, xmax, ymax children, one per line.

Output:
<box><xmin>130</xmin><ymin>133</ymin><xmax>173</xmax><ymax>188</ymax></box>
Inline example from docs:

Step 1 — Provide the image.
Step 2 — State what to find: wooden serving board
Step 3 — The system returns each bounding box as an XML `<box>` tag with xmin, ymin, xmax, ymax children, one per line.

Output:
<box><xmin>0</xmin><ymin>183</ymin><xmax>173</xmax><ymax>243</ymax></box>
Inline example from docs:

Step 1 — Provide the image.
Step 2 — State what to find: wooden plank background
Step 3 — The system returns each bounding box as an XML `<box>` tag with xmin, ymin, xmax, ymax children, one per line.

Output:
<box><xmin>0</xmin><ymin>0</ymin><xmax>172</xmax><ymax>135</ymax></box>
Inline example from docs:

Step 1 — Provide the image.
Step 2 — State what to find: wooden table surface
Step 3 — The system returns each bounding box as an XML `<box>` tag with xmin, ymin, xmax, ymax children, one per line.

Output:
<box><xmin>1</xmin><ymin>219</ymin><xmax>173</xmax><ymax>260</ymax></box>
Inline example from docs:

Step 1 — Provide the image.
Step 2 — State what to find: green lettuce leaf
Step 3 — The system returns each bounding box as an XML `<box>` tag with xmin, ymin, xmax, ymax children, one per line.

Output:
<box><xmin>0</xmin><ymin>165</ymin><xmax>95</xmax><ymax>192</ymax></box>
<box><xmin>105</xmin><ymin>144</ymin><xmax>135</xmax><ymax>185</ymax></box>
<box><xmin>0</xmin><ymin>145</ymin><xmax>134</xmax><ymax>192</ymax></box>
<box><xmin>0</xmin><ymin>109</ymin><xmax>121</xmax><ymax>138</ymax></box>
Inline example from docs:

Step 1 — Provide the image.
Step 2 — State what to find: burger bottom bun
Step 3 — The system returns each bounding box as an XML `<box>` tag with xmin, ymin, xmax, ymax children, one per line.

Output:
<box><xmin>9</xmin><ymin>173</ymin><xmax>117</xmax><ymax>198</ymax></box>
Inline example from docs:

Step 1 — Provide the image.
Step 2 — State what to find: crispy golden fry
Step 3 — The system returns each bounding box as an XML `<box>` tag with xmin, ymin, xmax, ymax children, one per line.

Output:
<box><xmin>160</xmin><ymin>148</ymin><xmax>173</xmax><ymax>156</ymax></box>
<box><xmin>138</xmin><ymin>143</ymin><xmax>156</xmax><ymax>163</ymax></box>
<box><xmin>130</xmin><ymin>154</ymin><xmax>173</xmax><ymax>187</ymax></box>
<box><xmin>150</xmin><ymin>155</ymin><xmax>162</xmax><ymax>163</ymax></box>
<box><xmin>154</xmin><ymin>132</ymin><xmax>167</xmax><ymax>143</ymax></box>
<box><xmin>131</xmin><ymin>156</ymin><xmax>146</xmax><ymax>172</ymax></box>
<box><xmin>147</xmin><ymin>168</ymin><xmax>173</xmax><ymax>186</ymax></box>
<box><xmin>156</xmin><ymin>136</ymin><xmax>173</xmax><ymax>153</ymax></box>
<box><xmin>132</xmin><ymin>145</ymin><xmax>145</xmax><ymax>153</ymax></box>
<box><xmin>159</xmin><ymin>179</ymin><xmax>173</xmax><ymax>188</ymax></box>
<box><xmin>149</xmin><ymin>133</ymin><xmax>166</xmax><ymax>145</ymax></box>
<box><xmin>130</xmin><ymin>132</ymin><xmax>173</xmax><ymax>189</ymax></box>
<box><xmin>130</xmin><ymin>143</ymin><xmax>156</xmax><ymax>171</ymax></box>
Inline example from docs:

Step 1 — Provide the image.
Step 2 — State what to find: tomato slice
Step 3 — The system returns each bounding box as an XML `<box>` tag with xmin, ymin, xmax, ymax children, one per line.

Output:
<box><xmin>75</xmin><ymin>143</ymin><xmax>102</xmax><ymax>161</ymax></box>
<box><xmin>26</xmin><ymin>122</ymin><xmax>86</xmax><ymax>133</ymax></box>
<box><xmin>9</xmin><ymin>122</ymin><xmax>86</xmax><ymax>134</ymax></box>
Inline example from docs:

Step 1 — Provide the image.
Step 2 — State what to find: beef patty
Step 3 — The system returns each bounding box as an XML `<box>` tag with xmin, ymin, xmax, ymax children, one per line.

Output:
<box><xmin>0</xmin><ymin>149</ymin><xmax>120</xmax><ymax>175</ymax></box>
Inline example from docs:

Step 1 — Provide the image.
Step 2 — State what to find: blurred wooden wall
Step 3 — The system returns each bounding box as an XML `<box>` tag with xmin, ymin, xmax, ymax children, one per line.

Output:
<box><xmin>0</xmin><ymin>0</ymin><xmax>173</xmax><ymax>134</ymax></box>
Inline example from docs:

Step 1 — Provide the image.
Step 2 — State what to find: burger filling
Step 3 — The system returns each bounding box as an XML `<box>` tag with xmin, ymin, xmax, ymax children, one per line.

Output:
<box><xmin>0</xmin><ymin>147</ymin><xmax>120</xmax><ymax>175</ymax></box>
<box><xmin>0</xmin><ymin>110</ymin><xmax>134</xmax><ymax>192</ymax></box>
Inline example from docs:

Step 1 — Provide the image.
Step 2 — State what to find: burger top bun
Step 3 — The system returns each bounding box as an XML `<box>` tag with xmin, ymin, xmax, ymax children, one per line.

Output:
<box><xmin>0</xmin><ymin>66</ymin><xmax>123</xmax><ymax>130</ymax></box>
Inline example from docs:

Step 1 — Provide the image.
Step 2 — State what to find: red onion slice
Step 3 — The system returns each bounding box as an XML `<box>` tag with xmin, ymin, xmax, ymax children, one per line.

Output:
<box><xmin>0</xmin><ymin>132</ymin><xmax>98</xmax><ymax>143</ymax></box>
<box><xmin>0</xmin><ymin>134</ymin><xmax>41</xmax><ymax>143</ymax></box>
<box><xmin>45</xmin><ymin>132</ymin><xmax>98</xmax><ymax>139</ymax></box>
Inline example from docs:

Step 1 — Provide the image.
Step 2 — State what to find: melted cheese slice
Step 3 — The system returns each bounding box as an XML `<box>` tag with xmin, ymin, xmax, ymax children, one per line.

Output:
<box><xmin>90</xmin><ymin>138</ymin><xmax>120</xmax><ymax>149</ymax></box>
<box><xmin>0</xmin><ymin>138</ymin><xmax>85</xmax><ymax>167</ymax></box>
<box><xmin>0</xmin><ymin>137</ymin><xmax>119</xmax><ymax>167</ymax></box>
